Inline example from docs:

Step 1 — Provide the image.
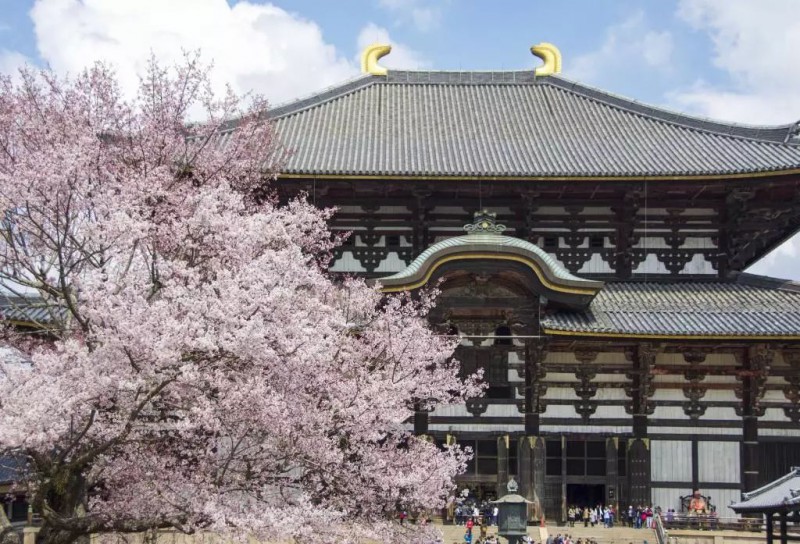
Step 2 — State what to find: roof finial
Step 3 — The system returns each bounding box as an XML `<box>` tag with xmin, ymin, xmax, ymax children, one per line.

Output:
<box><xmin>464</xmin><ymin>210</ymin><xmax>506</xmax><ymax>235</ymax></box>
<box><xmin>531</xmin><ymin>42</ymin><xmax>562</xmax><ymax>76</ymax></box>
<box><xmin>361</xmin><ymin>43</ymin><xmax>392</xmax><ymax>76</ymax></box>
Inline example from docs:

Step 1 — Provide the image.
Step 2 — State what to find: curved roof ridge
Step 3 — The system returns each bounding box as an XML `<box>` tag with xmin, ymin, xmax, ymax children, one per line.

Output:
<box><xmin>266</xmin><ymin>69</ymin><xmax>799</xmax><ymax>145</ymax></box>
<box><xmin>380</xmin><ymin>233</ymin><xmax>592</xmax><ymax>285</ymax></box>
<box><xmin>543</xmin><ymin>75</ymin><xmax>797</xmax><ymax>145</ymax></box>
<box><xmin>267</xmin><ymin>73</ymin><xmax>377</xmax><ymax>120</ymax></box>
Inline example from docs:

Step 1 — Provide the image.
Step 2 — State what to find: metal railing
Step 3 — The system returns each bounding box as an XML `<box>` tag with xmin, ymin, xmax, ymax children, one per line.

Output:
<box><xmin>654</xmin><ymin>514</ymin><xmax>669</xmax><ymax>544</ymax></box>
<box><xmin>661</xmin><ymin>515</ymin><xmax>764</xmax><ymax>532</ymax></box>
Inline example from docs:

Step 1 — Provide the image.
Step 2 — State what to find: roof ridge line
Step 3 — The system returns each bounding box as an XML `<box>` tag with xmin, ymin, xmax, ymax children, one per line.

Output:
<box><xmin>267</xmin><ymin>73</ymin><xmax>377</xmax><ymax>120</ymax></box>
<box><xmin>742</xmin><ymin>469</ymin><xmax>799</xmax><ymax>500</ymax></box>
<box><xmin>542</xmin><ymin>76</ymin><xmax>797</xmax><ymax>146</ymax></box>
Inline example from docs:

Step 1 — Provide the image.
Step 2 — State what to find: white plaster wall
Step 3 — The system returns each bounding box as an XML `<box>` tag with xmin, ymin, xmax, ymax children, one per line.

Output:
<box><xmin>578</xmin><ymin>253</ymin><xmax>614</xmax><ymax>274</ymax></box>
<box><xmin>652</xmin><ymin>440</ymin><xmax>692</xmax><ymax>481</ymax></box>
<box><xmin>759</xmin><ymin>428</ymin><xmax>800</xmax><ymax>437</ymax></box>
<box><xmin>680</xmin><ymin>253</ymin><xmax>714</xmax><ymax>275</ymax></box>
<box><xmin>429</xmin><ymin>423</ymin><xmax>525</xmax><ymax>432</ymax></box>
<box><xmin>653</xmin><ymin>427</ymin><xmax>741</xmax><ymax>437</ymax></box>
<box><xmin>698</xmin><ymin>442</ymin><xmax>740</xmax><ymax>484</ymax></box>
<box><xmin>374</xmin><ymin>252</ymin><xmax>409</xmax><ymax>273</ymax></box>
<box><xmin>633</xmin><ymin>253</ymin><xmax>669</xmax><ymax>274</ymax></box>
<box><xmin>652</xmin><ymin>488</ymin><xmax>684</xmax><ymax>511</ymax></box>
<box><xmin>760</xmin><ymin>408</ymin><xmax>792</xmax><ymax>422</ymax></box>
<box><xmin>330</xmin><ymin>251</ymin><xmax>367</xmax><ymax>272</ymax></box>
<box><xmin>705</xmin><ymin>488</ymin><xmax>742</xmax><ymax>517</ymax></box>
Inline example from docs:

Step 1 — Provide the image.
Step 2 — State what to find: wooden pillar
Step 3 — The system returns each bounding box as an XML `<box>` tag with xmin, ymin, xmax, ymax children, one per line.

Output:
<box><xmin>766</xmin><ymin>513</ymin><xmax>774</xmax><ymax>544</ymax></box>
<box><xmin>738</xmin><ymin>345</ymin><xmax>772</xmax><ymax>495</ymax></box>
<box><xmin>497</xmin><ymin>434</ymin><xmax>509</xmax><ymax>498</ymax></box>
<box><xmin>518</xmin><ymin>436</ymin><xmax>546</xmax><ymax>520</ymax></box>
<box><xmin>626</xmin><ymin>344</ymin><xmax>656</xmax><ymax>507</ymax></box>
<box><xmin>613</xmin><ymin>192</ymin><xmax>638</xmax><ymax>279</ymax></box>
<box><xmin>780</xmin><ymin>512</ymin><xmax>788</xmax><ymax>544</ymax></box>
<box><xmin>606</xmin><ymin>438</ymin><xmax>619</xmax><ymax>510</ymax></box>
<box><xmin>413</xmin><ymin>409</ymin><xmax>428</xmax><ymax>435</ymax></box>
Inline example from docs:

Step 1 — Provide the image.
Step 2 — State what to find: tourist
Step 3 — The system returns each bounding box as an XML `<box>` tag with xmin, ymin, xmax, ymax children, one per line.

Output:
<box><xmin>583</xmin><ymin>506</ymin><xmax>590</xmax><ymax>527</ymax></box>
<box><xmin>568</xmin><ymin>506</ymin><xmax>575</xmax><ymax>527</ymax></box>
<box><xmin>603</xmin><ymin>507</ymin><xmax>610</xmax><ymax>528</ymax></box>
<box><xmin>646</xmin><ymin>506</ymin><xmax>654</xmax><ymax>528</ymax></box>
<box><xmin>466</xmin><ymin>517</ymin><xmax>474</xmax><ymax>534</ymax></box>
<box><xmin>400</xmin><ymin>510</ymin><xmax>407</xmax><ymax>525</ymax></box>
<box><xmin>590</xmin><ymin>508</ymin><xmax>597</xmax><ymax>527</ymax></box>
<box><xmin>628</xmin><ymin>505</ymin><xmax>635</xmax><ymax>527</ymax></box>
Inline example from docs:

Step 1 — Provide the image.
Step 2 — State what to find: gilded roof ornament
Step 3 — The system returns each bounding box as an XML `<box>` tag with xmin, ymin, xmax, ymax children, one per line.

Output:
<box><xmin>531</xmin><ymin>42</ymin><xmax>562</xmax><ymax>76</ymax></box>
<box><xmin>464</xmin><ymin>210</ymin><xmax>507</xmax><ymax>235</ymax></box>
<box><xmin>360</xmin><ymin>43</ymin><xmax>392</xmax><ymax>76</ymax></box>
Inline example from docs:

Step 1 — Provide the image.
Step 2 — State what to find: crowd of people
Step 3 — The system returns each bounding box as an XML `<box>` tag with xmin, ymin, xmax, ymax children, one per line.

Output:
<box><xmin>564</xmin><ymin>504</ymin><xmax>658</xmax><ymax>529</ymax></box>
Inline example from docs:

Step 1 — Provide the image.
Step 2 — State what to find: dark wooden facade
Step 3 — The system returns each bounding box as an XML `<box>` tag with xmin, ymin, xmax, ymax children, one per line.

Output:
<box><xmin>276</xmin><ymin>173</ymin><xmax>800</xmax><ymax>521</ymax></box>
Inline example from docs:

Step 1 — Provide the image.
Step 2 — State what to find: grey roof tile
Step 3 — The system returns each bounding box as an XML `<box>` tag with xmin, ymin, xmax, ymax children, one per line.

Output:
<box><xmin>543</xmin><ymin>275</ymin><xmax>800</xmax><ymax>337</ymax></box>
<box><xmin>266</xmin><ymin>71</ymin><xmax>800</xmax><ymax>178</ymax></box>
<box><xmin>0</xmin><ymin>456</ymin><xmax>25</xmax><ymax>484</ymax></box>
<box><xmin>732</xmin><ymin>468</ymin><xmax>800</xmax><ymax>512</ymax></box>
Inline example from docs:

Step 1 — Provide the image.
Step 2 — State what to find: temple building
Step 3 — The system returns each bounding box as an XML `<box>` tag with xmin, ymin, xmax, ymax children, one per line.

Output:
<box><xmin>270</xmin><ymin>43</ymin><xmax>800</xmax><ymax>520</ymax></box>
<box><xmin>3</xmin><ymin>42</ymin><xmax>800</xmax><ymax>523</ymax></box>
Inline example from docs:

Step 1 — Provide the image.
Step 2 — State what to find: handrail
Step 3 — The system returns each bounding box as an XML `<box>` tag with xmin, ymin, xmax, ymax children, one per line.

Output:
<box><xmin>654</xmin><ymin>514</ymin><xmax>669</xmax><ymax>544</ymax></box>
<box><xmin>662</xmin><ymin>515</ymin><xmax>768</xmax><ymax>532</ymax></box>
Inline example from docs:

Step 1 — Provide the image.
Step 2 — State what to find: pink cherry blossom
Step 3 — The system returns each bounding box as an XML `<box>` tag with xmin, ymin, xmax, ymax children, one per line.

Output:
<box><xmin>0</xmin><ymin>55</ymin><xmax>482</xmax><ymax>544</ymax></box>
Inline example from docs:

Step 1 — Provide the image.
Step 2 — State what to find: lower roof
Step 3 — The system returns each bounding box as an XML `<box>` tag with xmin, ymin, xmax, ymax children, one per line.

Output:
<box><xmin>731</xmin><ymin>467</ymin><xmax>800</xmax><ymax>513</ymax></box>
<box><xmin>543</xmin><ymin>274</ymin><xmax>800</xmax><ymax>339</ymax></box>
<box><xmin>4</xmin><ymin>275</ymin><xmax>800</xmax><ymax>340</ymax></box>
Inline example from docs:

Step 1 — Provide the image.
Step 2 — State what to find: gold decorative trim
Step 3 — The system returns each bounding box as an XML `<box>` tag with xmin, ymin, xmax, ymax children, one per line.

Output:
<box><xmin>360</xmin><ymin>43</ymin><xmax>392</xmax><ymax>76</ymax></box>
<box><xmin>379</xmin><ymin>253</ymin><xmax>598</xmax><ymax>295</ymax></box>
<box><xmin>543</xmin><ymin>328</ymin><xmax>800</xmax><ymax>341</ymax></box>
<box><xmin>531</xmin><ymin>42</ymin><xmax>562</xmax><ymax>76</ymax></box>
<box><xmin>281</xmin><ymin>168</ymin><xmax>800</xmax><ymax>182</ymax></box>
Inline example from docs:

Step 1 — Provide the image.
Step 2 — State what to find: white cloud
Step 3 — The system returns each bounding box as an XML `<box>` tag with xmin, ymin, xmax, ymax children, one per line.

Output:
<box><xmin>567</xmin><ymin>12</ymin><xmax>674</xmax><ymax>86</ymax></box>
<box><xmin>0</xmin><ymin>49</ymin><xmax>29</xmax><ymax>83</ymax></box>
<box><xmin>28</xmin><ymin>0</ymin><xmax>358</xmax><ymax>106</ymax></box>
<box><xmin>666</xmin><ymin>0</ymin><xmax>800</xmax><ymax>280</ymax></box>
<box><xmin>378</xmin><ymin>0</ymin><xmax>441</xmax><ymax>32</ymax></box>
<box><xmin>669</xmin><ymin>0</ymin><xmax>800</xmax><ymax>125</ymax></box>
<box><xmin>356</xmin><ymin>23</ymin><xmax>430</xmax><ymax>70</ymax></box>
<box><xmin>748</xmin><ymin>237</ymin><xmax>800</xmax><ymax>281</ymax></box>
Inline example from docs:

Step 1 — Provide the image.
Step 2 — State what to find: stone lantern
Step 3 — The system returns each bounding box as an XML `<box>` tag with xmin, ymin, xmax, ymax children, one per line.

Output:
<box><xmin>491</xmin><ymin>478</ymin><xmax>534</xmax><ymax>544</ymax></box>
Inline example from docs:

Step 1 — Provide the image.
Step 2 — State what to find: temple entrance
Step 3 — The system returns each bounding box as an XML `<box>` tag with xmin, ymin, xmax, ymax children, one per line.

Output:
<box><xmin>566</xmin><ymin>483</ymin><xmax>606</xmax><ymax>509</ymax></box>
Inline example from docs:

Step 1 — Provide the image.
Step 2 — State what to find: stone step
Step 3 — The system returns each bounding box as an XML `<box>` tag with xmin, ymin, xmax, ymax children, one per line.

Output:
<box><xmin>545</xmin><ymin>525</ymin><xmax>657</xmax><ymax>544</ymax></box>
<box><xmin>438</xmin><ymin>523</ymin><xmax>656</xmax><ymax>544</ymax></box>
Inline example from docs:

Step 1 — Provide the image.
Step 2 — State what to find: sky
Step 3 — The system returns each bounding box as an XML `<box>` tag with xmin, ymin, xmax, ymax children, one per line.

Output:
<box><xmin>1</xmin><ymin>0</ymin><xmax>799</xmax><ymax>279</ymax></box>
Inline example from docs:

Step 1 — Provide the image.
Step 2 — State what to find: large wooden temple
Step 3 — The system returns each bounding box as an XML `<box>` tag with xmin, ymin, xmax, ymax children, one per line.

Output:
<box><xmin>3</xmin><ymin>42</ymin><xmax>800</xmax><ymax>524</ymax></box>
<box><xmin>270</xmin><ymin>43</ymin><xmax>800</xmax><ymax>520</ymax></box>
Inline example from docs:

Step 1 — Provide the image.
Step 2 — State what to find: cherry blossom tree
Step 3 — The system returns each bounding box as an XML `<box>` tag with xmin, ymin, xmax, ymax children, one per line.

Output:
<box><xmin>0</xmin><ymin>57</ymin><xmax>481</xmax><ymax>544</ymax></box>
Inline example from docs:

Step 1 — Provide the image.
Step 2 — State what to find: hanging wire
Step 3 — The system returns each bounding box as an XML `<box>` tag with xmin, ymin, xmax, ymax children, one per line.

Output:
<box><xmin>644</xmin><ymin>177</ymin><xmax>649</xmax><ymax>283</ymax></box>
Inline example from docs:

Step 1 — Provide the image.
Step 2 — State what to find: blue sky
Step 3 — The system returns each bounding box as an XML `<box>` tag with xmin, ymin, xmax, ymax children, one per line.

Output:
<box><xmin>2</xmin><ymin>0</ymin><xmax>800</xmax><ymax>278</ymax></box>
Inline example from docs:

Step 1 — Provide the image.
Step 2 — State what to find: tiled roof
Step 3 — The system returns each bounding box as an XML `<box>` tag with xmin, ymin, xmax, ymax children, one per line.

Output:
<box><xmin>543</xmin><ymin>274</ymin><xmax>800</xmax><ymax>337</ymax></box>
<box><xmin>262</xmin><ymin>70</ymin><xmax>800</xmax><ymax>178</ymax></box>
<box><xmin>379</xmin><ymin>233</ymin><xmax>603</xmax><ymax>288</ymax></box>
<box><xmin>0</xmin><ymin>295</ymin><xmax>65</xmax><ymax>326</ymax></box>
<box><xmin>731</xmin><ymin>467</ymin><xmax>800</xmax><ymax>512</ymax></box>
<box><xmin>0</xmin><ymin>456</ymin><xmax>24</xmax><ymax>484</ymax></box>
